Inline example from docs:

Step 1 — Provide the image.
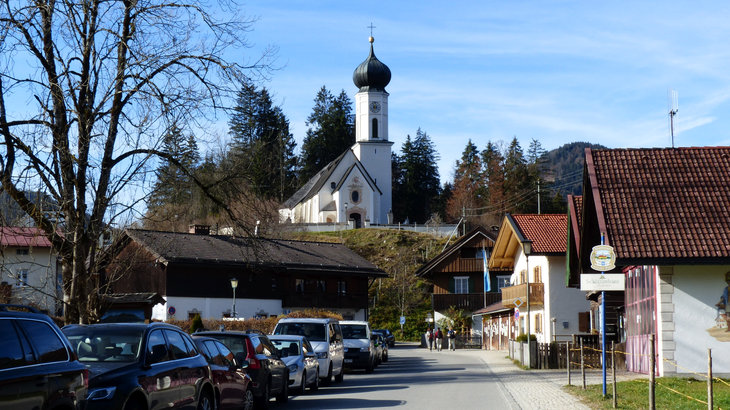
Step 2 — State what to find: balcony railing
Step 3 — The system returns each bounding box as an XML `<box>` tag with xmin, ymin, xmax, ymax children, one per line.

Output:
<box><xmin>501</xmin><ymin>283</ymin><xmax>544</xmax><ymax>308</ymax></box>
<box><xmin>432</xmin><ymin>292</ymin><xmax>502</xmax><ymax>312</ymax></box>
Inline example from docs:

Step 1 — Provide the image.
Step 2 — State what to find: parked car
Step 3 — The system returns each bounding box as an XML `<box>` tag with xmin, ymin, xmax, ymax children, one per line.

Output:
<box><xmin>193</xmin><ymin>336</ymin><xmax>254</xmax><ymax>410</ymax></box>
<box><xmin>195</xmin><ymin>330</ymin><xmax>288</xmax><ymax>408</ymax></box>
<box><xmin>63</xmin><ymin>322</ymin><xmax>215</xmax><ymax>410</ymax></box>
<box><xmin>268</xmin><ymin>335</ymin><xmax>319</xmax><ymax>394</ymax></box>
<box><xmin>272</xmin><ymin>318</ymin><xmax>344</xmax><ymax>384</ymax></box>
<box><xmin>373</xmin><ymin>328</ymin><xmax>395</xmax><ymax>347</ymax></box>
<box><xmin>0</xmin><ymin>304</ymin><xmax>88</xmax><ymax>409</ymax></box>
<box><xmin>339</xmin><ymin>320</ymin><xmax>374</xmax><ymax>372</ymax></box>
<box><xmin>370</xmin><ymin>332</ymin><xmax>384</xmax><ymax>365</ymax></box>
<box><xmin>371</xmin><ymin>331</ymin><xmax>389</xmax><ymax>363</ymax></box>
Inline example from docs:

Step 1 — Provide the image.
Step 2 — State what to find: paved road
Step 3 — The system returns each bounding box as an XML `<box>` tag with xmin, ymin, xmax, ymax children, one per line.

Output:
<box><xmin>262</xmin><ymin>343</ymin><xmax>647</xmax><ymax>409</ymax></box>
<box><xmin>272</xmin><ymin>344</ymin><xmax>531</xmax><ymax>409</ymax></box>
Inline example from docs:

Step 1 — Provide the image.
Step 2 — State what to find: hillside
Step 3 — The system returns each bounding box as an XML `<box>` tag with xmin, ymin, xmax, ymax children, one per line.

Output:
<box><xmin>544</xmin><ymin>141</ymin><xmax>607</xmax><ymax>196</ymax></box>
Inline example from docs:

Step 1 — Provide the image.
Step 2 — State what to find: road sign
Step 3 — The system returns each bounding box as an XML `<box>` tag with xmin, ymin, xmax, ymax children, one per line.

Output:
<box><xmin>399</xmin><ymin>316</ymin><xmax>406</xmax><ymax>325</ymax></box>
<box><xmin>580</xmin><ymin>273</ymin><xmax>625</xmax><ymax>291</ymax></box>
<box><xmin>514</xmin><ymin>308</ymin><xmax>520</xmax><ymax>320</ymax></box>
<box><xmin>513</xmin><ymin>297</ymin><xmax>523</xmax><ymax>307</ymax></box>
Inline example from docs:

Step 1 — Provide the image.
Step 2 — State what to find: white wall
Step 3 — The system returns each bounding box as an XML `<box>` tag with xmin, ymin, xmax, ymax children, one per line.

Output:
<box><xmin>153</xmin><ymin>296</ymin><xmax>283</xmax><ymax>321</ymax></box>
<box><xmin>0</xmin><ymin>246</ymin><xmax>60</xmax><ymax>313</ymax></box>
<box><xmin>668</xmin><ymin>266</ymin><xmax>730</xmax><ymax>374</ymax></box>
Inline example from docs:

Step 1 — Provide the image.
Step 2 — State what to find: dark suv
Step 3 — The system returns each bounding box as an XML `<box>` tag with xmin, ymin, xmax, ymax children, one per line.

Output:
<box><xmin>194</xmin><ymin>330</ymin><xmax>288</xmax><ymax>409</ymax></box>
<box><xmin>63</xmin><ymin>322</ymin><xmax>215</xmax><ymax>410</ymax></box>
<box><xmin>0</xmin><ymin>304</ymin><xmax>88</xmax><ymax>409</ymax></box>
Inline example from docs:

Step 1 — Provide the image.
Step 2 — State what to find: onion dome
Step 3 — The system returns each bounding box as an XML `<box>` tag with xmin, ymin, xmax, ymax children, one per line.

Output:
<box><xmin>353</xmin><ymin>37</ymin><xmax>391</xmax><ymax>92</ymax></box>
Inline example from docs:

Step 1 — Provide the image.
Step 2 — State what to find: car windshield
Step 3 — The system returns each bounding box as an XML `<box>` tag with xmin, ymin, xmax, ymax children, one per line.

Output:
<box><xmin>341</xmin><ymin>324</ymin><xmax>367</xmax><ymax>339</ymax></box>
<box><xmin>274</xmin><ymin>323</ymin><xmax>326</xmax><ymax>342</ymax></box>
<box><xmin>63</xmin><ymin>326</ymin><xmax>145</xmax><ymax>363</ymax></box>
<box><xmin>270</xmin><ymin>339</ymin><xmax>300</xmax><ymax>357</ymax></box>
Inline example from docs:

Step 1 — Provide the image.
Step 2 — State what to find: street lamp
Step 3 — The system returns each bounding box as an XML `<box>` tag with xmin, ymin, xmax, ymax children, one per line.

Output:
<box><xmin>523</xmin><ymin>240</ymin><xmax>532</xmax><ymax>344</ymax></box>
<box><xmin>344</xmin><ymin>202</ymin><xmax>349</xmax><ymax>228</ymax></box>
<box><xmin>230</xmin><ymin>277</ymin><xmax>238</xmax><ymax>318</ymax></box>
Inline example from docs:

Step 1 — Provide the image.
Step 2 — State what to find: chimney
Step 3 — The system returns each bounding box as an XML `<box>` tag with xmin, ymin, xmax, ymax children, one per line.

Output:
<box><xmin>188</xmin><ymin>224</ymin><xmax>210</xmax><ymax>235</ymax></box>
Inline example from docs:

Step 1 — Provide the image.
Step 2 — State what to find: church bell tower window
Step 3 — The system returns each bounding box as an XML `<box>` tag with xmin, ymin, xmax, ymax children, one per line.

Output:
<box><xmin>371</xmin><ymin>118</ymin><xmax>378</xmax><ymax>139</ymax></box>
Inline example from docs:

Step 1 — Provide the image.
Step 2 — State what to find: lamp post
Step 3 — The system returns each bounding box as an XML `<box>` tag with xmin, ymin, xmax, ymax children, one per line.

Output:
<box><xmin>230</xmin><ymin>277</ymin><xmax>238</xmax><ymax>318</ymax></box>
<box><xmin>523</xmin><ymin>240</ymin><xmax>532</xmax><ymax>343</ymax></box>
<box><xmin>344</xmin><ymin>202</ymin><xmax>349</xmax><ymax>229</ymax></box>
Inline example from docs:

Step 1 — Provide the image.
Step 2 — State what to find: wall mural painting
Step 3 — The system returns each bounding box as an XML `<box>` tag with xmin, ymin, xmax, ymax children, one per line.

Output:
<box><xmin>709</xmin><ymin>271</ymin><xmax>730</xmax><ymax>342</ymax></box>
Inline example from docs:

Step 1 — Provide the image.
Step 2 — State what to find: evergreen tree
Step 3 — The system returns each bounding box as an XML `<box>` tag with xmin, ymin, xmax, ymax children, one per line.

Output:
<box><xmin>481</xmin><ymin>142</ymin><xmax>505</xmax><ymax>225</ymax></box>
<box><xmin>446</xmin><ymin>140</ymin><xmax>483</xmax><ymax>221</ymax></box>
<box><xmin>503</xmin><ymin>137</ymin><xmax>533</xmax><ymax>213</ymax></box>
<box><xmin>396</xmin><ymin>129</ymin><xmax>441</xmax><ymax>223</ymax></box>
<box><xmin>391</xmin><ymin>151</ymin><xmax>406</xmax><ymax>222</ymax></box>
<box><xmin>228</xmin><ymin>83</ymin><xmax>298</xmax><ymax>202</ymax></box>
<box><xmin>299</xmin><ymin>86</ymin><xmax>355</xmax><ymax>183</ymax></box>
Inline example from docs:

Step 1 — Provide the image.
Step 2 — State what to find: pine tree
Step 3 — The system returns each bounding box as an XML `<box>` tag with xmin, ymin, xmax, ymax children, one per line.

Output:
<box><xmin>395</xmin><ymin>129</ymin><xmax>440</xmax><ymax>223</ymax></box>
<box><xmin>481</xmin><ymin>142</ymin><xmax>505</xmax><ymax>225</ymax></box>
<box><xmin>228</xmin><ymin>83</ymin><xmax>298</xmax><ymax>202</ymax></box>
<box><xmin>299</xmin><ymin>86</ymin><xmax>355</xmax><ymax>183</ymax></box>
<box><xmin>447</xmin><ymin>140</ymin><xmax>483</xmax><ymax>221</ymax></box>
<box><xmin>503</xmin><ymin>137</ymin><xmax>533</xmax><ymax>213</ymax></box>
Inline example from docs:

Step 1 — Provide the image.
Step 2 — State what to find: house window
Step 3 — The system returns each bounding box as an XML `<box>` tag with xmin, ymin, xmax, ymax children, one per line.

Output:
<box><xmin>16</xmin><ymin>248</ymin><xmax>29</xmax><ymax>255</ymax></box>
<box><xmin>15</xmin><ymin>269</ymin><xmax>29</xmax><ymax>287</ymax></box>
<box><xmin>497</xmin><ymin>275</ymin><xmax>511</xmax><ymax>290</ymax></box>
<box><xmin>330</xmin><ymin>182</ymin><xmax>336</xmax><ymax>190</ymax></box>
<box><xmin>316</xmin><ymin>280</ymin><xmax>326</xmax><ymax>292</ymax></box>
<box><xmin>454</xmin><ymin>276</ymin><xmax>469</xmax><ymax>294</ymax></box>
<box><xmin>271</xmin><ymin>278</ymin><xmax>278</xmax><ymax>292</ymax></box>
<box><xmin>296</xmin><ymin>279</ymin><xmax>304</xmax><ymax>293</ymax></box>
<box><xmin>337</xmin><ymin>280</ymin><xmax>347</xmax><ymax>296</ymax></box>
<box><xmin>533</xmin><ymin>266</ymin><xmax>542</xmax><ymax>283</ymax></box>
<box><xmin>351</xmin><ymin>190</ymin><xmax>360</xmax><ymax>203</ymax></box>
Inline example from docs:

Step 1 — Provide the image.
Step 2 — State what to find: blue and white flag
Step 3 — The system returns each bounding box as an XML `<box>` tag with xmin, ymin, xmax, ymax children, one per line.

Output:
<box><xmin>483</xmin><ymin>246</ymin><xmax>491</xmax><ymax>292</ymax></box>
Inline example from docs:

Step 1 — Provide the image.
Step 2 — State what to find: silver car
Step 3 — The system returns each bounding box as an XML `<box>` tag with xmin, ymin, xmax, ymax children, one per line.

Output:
<box><xmin>269</xmin><ymin>335</ymin><xmax>320</xmax><ymax>393</ymax></box>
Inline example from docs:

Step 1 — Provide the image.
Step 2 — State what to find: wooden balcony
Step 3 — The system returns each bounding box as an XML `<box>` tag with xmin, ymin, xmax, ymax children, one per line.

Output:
<box><xmin>501</xmin><ymin>283</ymin><xmax>544</xmax><ymax>308</ymax></box>
<box><xmin>432</xmin><ymin>292</ymin><xmax>502</xmax><ymax>312</ymax></box>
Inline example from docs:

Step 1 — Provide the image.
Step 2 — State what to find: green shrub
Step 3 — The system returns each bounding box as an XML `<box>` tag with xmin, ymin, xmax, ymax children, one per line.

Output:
<box><xmin>514</xmin><ymin>333</ymin><xmax>537</xmax><ymax>342</ymax></box>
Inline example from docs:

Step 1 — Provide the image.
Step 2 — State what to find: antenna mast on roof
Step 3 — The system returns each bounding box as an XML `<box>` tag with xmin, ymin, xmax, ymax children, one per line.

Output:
<box><xmin>668</xmin><ymin>89</ymin><xmax>678</xmax><ymax>148</ymax></box>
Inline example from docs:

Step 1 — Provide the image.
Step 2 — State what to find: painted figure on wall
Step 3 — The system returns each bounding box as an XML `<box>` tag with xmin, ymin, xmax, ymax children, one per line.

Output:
<box><xmin>715</xmin><ymin>271</ymin><xmax>730</xmax><ymax>332</ymax></box>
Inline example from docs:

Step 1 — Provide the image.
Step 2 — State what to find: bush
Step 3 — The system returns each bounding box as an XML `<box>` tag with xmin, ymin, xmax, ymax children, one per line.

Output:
<box><xmin>514</xmin><ymin>333</ymin><xmax>537</xmax><ymax>342</ymax></box>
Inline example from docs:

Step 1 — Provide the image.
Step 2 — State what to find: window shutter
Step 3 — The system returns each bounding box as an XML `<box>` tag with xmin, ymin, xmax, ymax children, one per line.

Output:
<box><xmin>449</xmin><ymin>277</ymin><xmax>455</xmax><ymax>293</ymax></box>
<box><xmin>578</xmin><ymin>312</ymin><xmax>590</xmax><ymax>332</ymax></box>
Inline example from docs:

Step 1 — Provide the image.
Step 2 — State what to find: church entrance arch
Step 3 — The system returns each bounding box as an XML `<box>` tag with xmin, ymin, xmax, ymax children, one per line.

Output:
<box><xmin>350</xmin><ymin>213</ymin><xmax>362</xmax><ymax>228</ymax></box>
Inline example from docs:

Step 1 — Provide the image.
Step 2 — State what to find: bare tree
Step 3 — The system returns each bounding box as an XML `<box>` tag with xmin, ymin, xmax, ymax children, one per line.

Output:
<box><xmin>0</xmin><ymin>0</ymin><xmax>273</xmax><ymax>323</ymax></box>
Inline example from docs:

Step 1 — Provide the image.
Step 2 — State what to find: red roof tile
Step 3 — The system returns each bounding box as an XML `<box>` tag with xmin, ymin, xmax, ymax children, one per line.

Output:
<box><xmin>512</xmin><ymin>214</ymin><xmax>567</xmax><ymax>254</ymax></box>
<box><xmin>0</xmin><ymin>227</ymin><xmax>53</xmax><ymax>248</ymax></box>
<box><xmin>588</xmin><ymin>147</ymin><xmax>730</xmax><ymax>259</ymax></box>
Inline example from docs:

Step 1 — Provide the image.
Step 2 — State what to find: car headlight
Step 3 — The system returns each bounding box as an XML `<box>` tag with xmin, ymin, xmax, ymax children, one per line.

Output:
<box><xmin>316</xmin><ymin>351</ymin><xmax>328</xmax><ymax>359</ymax></box>
<box><xmin>288</xmin><ymin>364</ymin><xmax>298</xmax><ymax>373</ymax></box>
<box><xmin>360</xmin><ymin>347</ymin><xmax>370</xmax><ymax>352</ymax></box>
<box><xmin>87</xmin><ymin>386</ymin><xmax>116</xmax><ymax>401</ymax></box>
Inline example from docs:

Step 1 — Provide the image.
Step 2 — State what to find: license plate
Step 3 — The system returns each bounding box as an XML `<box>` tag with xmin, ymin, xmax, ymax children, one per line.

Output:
<box><xmin>344</xmin><ymin>359</ymin><xmax>353</xmax><ymax>363</ymax></box>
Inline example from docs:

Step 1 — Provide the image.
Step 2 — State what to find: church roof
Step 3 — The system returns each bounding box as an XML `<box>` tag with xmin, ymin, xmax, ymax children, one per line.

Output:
<box><xmin>281</xmin><ymin>149</ymin><xmax>380</xmax><ymax>209</ymax></box>
<box><xmin>353</xmin><ymin>37</ymin><xmax>391</xmax><ymax>92</ymax></box>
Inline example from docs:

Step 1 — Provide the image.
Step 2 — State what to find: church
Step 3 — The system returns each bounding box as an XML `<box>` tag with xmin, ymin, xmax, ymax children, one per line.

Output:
<box><xmin>279</xmin><ymin>37</ymin><xmax>393</xmax><ymax>227</ymax></box>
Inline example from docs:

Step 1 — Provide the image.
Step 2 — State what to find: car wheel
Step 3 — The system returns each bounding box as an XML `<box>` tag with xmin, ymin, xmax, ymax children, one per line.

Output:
<box><xmin>197</xmin><ymin>391</ymin><xmax>214</xmax><ymax>410</ymax></box>
<box><xmin>123</xmin><ymin>395</ymin><xmax>146</xmax><ymax>410</ymax></box>
<box><xmin>335</xmin><ymin>365</ymin><xmax>344</xmax><ymax>382</ymax></box>
<box><xmin>383</xmin><ymin>351</ymin><xmax>389</xmax><ymax>362</ymax></box>
<box><xmin>254</xmin><ymin>381</ymin><xmax>270</xmax><ymax>409</ymax></box>
<box><xmin>275</xmin><ymin>375</ymin><xmax>288</xmax><ymax>403</ymax></box>
<box><xmin>242</xmin><ymin>388</ymin><xmax>254</xmax><ymax>410</ymax></box>
<box><xmin>365</xmin><ymin>358</ymin><xmax>374</xmax><ymax>373</ymax></box>
<box><xmin>310</xmin><ymin>368</ymin><xmax>320</xmax><ymax>392</ymax></box>
<box><xmin>298</xmin><ymin>370</ymin><xmax>306</xmax><ymax>394</ymax></box>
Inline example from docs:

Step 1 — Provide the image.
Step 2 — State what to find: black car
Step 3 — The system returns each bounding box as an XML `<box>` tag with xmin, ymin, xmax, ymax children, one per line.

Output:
<box><xmin>373</xmin><ymin>328</ymin><xmax>395</xmax><ymax>347</ymax></box>
<box><xmin>0</xmin><ymin>304</ymin><xmax>88</xmax><ymax>409</ymax></box>
<box><xmin>63</xmin><ymin>322</ymin><xmax>215</xmax><ymax>410</ymax></box>
<box><xmin>194</xmin><ymin>330</ymin><xmax>288</xmax><ymax>409</ymax></box>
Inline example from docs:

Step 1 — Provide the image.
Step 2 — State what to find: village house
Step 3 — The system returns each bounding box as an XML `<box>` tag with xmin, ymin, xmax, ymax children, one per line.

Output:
<box><xmin>574</xmin><ymin>147</ymin><xmax>730</xmax><ymax>376</ymax></box>
<box><xmin>489</xmin><ymin>213</ymin><xmax>591</xmax><ymax>344</ymax></box>
<box><xmin>0</xmin><ymin>227</ymin><xmax>61</xmax><ymax>314</ymax></box>
<box><xmin>103</xmin><ymin>226</ymin><xmax>387</xmax><ymax>321</ymax></box>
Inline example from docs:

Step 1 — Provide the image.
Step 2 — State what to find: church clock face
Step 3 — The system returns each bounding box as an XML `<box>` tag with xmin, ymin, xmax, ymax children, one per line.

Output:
<box><xmin>369</xmin><ymin>101</ymin><xmax>381</xmax><ymax>113</ymax></box>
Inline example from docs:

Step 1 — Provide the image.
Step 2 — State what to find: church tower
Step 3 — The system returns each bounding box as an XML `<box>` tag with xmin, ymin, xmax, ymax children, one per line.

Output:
<box><xmin>352</xmin><ymin>36</ymin><xmax>393</xmax><ymax>224</ymax></box>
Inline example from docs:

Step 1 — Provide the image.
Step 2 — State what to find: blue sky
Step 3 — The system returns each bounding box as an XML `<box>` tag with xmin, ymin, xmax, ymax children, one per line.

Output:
<box><xmin>239</xmin><ymin>1</ymin><xmax>730</xmax><ymax>183</ymax></box>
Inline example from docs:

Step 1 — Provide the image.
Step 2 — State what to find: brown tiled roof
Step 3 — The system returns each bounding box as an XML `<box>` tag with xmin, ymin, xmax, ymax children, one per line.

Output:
<box><xmin>588</xmin><ymin>147</ymin><xmax>730</xmax><ymax>260</ymax></box>
<box><xmin>125</xmin><ymin>229</ymin><xmax>387</xmax><ymax>277</ymax></box>
<box><xmin>572</xmin><ymin>196</ymin><xmax>583</xmax><ymax>229</ymax></box>
<box><xmin>0</xmin><ymin>227</ymin><xmax>52</xmax><ymax>248</ymax></box>
<box><xmin>512</xmin><ymin>214</ymin><xmax>567</xmax><ymax>254</ymax></box>
<box><xmin>415</xmin><ymin>226</ymin><xmax>497</xmax><ymax>277</ymax></box>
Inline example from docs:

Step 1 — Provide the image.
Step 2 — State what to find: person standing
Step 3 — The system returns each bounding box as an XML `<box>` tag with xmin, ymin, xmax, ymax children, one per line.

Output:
<box><xmin>435</xmin><ymin>328</ymin><xmax>444</xmax><ymax>351</ymax></box>
<box><xmin>447</xmin><ymin>327</ymin><xmax>457</xmax><ymax>351</ymax></box>
<box><xmin>426</xmin><ymin>328</ymin><xmax>434</xmax><ymax>351</ymax></box>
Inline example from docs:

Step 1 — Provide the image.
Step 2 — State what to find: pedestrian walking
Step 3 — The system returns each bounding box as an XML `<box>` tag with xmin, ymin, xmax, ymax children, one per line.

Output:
<box><xmin>435</xmin><ymin>327</ymin><xmax>443</xmax><ymax>351</ymax></box>
<box><xmin>426</xmin><ymin>328</ymin><xmax>434</xmax><ymax>351</ymax></box>
<box><xmin>447</xmin><ymin>327</ymin><xmax>456</xmax><ymax>351</ymax></box>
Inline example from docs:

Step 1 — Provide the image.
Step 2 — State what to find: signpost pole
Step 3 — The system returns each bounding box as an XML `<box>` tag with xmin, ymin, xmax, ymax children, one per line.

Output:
<box><xmin>600</xmin><ymin>234</ymin><xmax>607</xmax><ymax>397</ymax></box>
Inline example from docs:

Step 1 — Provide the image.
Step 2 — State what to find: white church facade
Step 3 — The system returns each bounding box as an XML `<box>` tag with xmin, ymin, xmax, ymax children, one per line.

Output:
<box><xmin>280</xmin><ymin>37</ymin><xmax>393</xmax><ymax>227</ymax></box>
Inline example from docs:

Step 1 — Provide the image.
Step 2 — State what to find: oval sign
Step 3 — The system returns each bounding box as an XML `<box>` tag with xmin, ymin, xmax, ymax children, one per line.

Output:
<box><xmin>590</xmin><ymin>244</ymin><xmax>616</xmax><ymax>271</ymax></box>
<box><xmin>168</xmin><ymin>306</ymin><xmax>176</xmax><ymax>315</ymax></box>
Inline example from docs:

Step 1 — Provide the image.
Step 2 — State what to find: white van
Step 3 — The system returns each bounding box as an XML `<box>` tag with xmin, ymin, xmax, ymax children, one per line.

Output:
<box><xmin>339</xmin><ymin>320</ymin><xmax>375</xmax><ymax>372</ymax></box>
<box><xmin>272</xmin><ymin>318</ymin><xmax>345</xmax><ymax>383</ymax></box>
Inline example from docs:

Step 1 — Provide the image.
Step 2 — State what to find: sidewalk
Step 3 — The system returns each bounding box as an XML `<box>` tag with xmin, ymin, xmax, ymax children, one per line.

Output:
<box><xmin>478</xmin><ymin>349</ymin><xmax>649</xmax><ymax>410</ymax></box>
